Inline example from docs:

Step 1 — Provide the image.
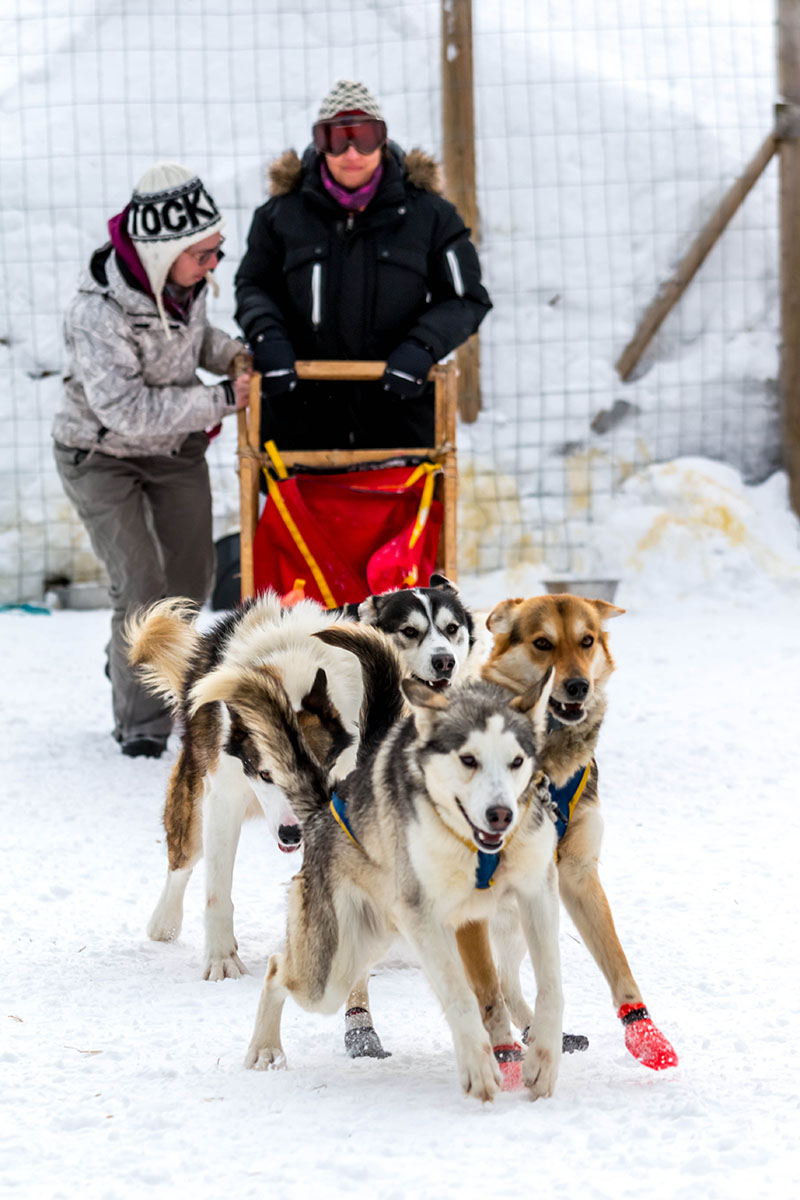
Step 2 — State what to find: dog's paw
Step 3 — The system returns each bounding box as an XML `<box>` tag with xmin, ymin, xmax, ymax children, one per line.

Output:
<box><xmin>146</xmin><ymin>910</ymin><xmax>182</xmax><ymax>942</ymax></box>
<box><xmin>203</xmin><ymin>951</ymin><xmax>248</xmax><ymax>981</ymax></box>
<box><xmin>458</xmin><ymin>1039</ymin><xmax>502</xmax><ymax>1102</ymax></box>
<box><xmin>522</xmin><ymin>1035</ymin><xmax>560</xmax><ymax>1099</ymax></box>
<box><xmin>244</xmin><ymin>1044</ymin><xmax>287</xmax><ymax>1071</ymax></box>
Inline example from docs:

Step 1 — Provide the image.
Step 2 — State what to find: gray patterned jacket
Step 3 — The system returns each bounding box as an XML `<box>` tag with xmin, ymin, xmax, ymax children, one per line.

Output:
<box><xmin>53</xmin><ymin>247</ymin><xmax>242</xmax><ymax>458</ymax></box>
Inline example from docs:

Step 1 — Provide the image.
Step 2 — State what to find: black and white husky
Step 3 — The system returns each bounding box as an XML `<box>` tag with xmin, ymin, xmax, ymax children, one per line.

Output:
<box><xmin>237</xmin><ymin>625</ymin><xmax>563</xmax><ymax>1101</ymax></box>
<box><xmin>127</xmin><ymin>594</ymin><xmax>363</xmax><ymax>981</ymax></box>
<box><xmin>346</xmin><ymin>574</ymin><xmax>477</xmax><ymax>690</ymax></box>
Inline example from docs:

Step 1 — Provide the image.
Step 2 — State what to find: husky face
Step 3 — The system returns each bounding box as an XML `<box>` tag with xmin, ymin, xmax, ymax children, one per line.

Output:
<box><xmin>484</xmin><ymin>594</ymin><xmax>624</xmax><ymax>727</ymax></box>
<box><xmin>358</xmin><ymin>575</ymin><xmax>473</xmax><ymax>690</ymax></box>
<box><xmin>404</xmin><ymin>679</ymin><xmax>551</xmax><ymax>853</ymax></box>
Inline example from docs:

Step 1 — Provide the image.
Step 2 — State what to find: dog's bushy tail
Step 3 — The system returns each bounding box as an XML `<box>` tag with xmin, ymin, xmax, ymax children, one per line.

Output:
<box><xmin>189</xmin><ymin>663</ymin><xmax>330</xmax><ymax>826</ymax></box>
<box><xmin>125</xmin><ymin>597</ymin><xmax>201</xmax><ymax>708</ymax></box>
<box><xmin>314</xmin><ymin>624</ymin><xmax>405</xmax><ymax>767</ymax></box>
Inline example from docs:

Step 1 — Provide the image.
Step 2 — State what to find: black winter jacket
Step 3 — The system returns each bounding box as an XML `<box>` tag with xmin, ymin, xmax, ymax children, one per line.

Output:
<box><xmin>234</xmin><ymin>145</ymin><xmax>491</xmax><ymax>451</ymax></box>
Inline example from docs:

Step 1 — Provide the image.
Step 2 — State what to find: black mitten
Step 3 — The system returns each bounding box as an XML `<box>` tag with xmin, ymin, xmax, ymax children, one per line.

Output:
<box><xmin>251</xmin><ymin>334</ymin><xmax>298</xmax><ymax>398</ymax></box>
<box><xmin>382</xmin><ymin>339</ymin><xmax>434</xmax><ymax>399</ymax></box>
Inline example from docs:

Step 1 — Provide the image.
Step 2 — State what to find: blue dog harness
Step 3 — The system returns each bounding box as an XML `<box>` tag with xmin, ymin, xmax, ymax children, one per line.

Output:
<box><xmin>548</xmin><ymin>764</ymin><xmax>591</xmax><ymax>840</ymax></box>
<box><xmin>330</xmin><ymin>790</ymin><xmax>360</xmax><ymax>847</ymax></box>
<box><xmin>330</xmin><ymin>765</ymin><xmax>591</xmax><ymax>890</ymax></box>
<box><xmin>330</xmin><ymin>790</ymin><xmax>521</xmax><ymax>891</ymax></box>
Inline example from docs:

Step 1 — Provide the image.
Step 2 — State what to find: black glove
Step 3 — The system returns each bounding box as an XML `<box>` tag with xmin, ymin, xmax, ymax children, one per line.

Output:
<box><xmin>251</xmin><ymin>334</ymin><xmax>298</xmax><ymax>399</ymax></box>
<box><xmin>382</xmin><ymin>339</ymin><xmax>434</xmax><ymax>399</ymax></box>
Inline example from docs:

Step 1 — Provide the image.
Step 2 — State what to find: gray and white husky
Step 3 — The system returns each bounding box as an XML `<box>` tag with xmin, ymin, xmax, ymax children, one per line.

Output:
<box><xmin>222</xmin><ymin>624</ymin><xmax>563</xmax><ymax>1102</ymax></box>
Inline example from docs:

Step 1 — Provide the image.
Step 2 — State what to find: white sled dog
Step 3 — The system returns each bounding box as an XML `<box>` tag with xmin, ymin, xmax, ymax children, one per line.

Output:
<box><xmin>127</xmin><ymin>594</ymin><xmax>364</xmax><ymax>981</ymax></box>
<box><xmin>234</xmin><ymin>624</ymin><xmax>563</xmax><ymax>1102</ymax></box>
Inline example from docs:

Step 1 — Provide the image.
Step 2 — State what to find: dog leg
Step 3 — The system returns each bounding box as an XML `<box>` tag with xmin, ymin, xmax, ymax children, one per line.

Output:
<box><xmin>344</xmin><ymin>977</ymin><xmax>391</xmax><ymax>1059</ymax></box>
<box><xmin>148</xmin><ymin>748</ymin><xmax>202</xmax><ymax>942</ymax></box>
<box><xmin>457</xmin><ymin>919</ymin><xmax>525</xmax><ymax>1092</ymax></box>
<box><xmin>400</xmin><ymin>917</ymin><xmax>500</xmax><ymax>1102</ymax></box>
<box><xmin>557</xmin><ymin>845</ymin><xmax>678</xmax><ymax>1069</ymax></box>
<box><xmin>147</xmin><ymin>864</ymin><xmax>195</xmax><ymax>942</ymax></box>
<box><xmin>456</xmin><ymin>921</ymin><xmax>514</xmax><ymax>1045</ymax></box>
<box><xmin>244</xmin><ymin>952</ymin><xmax>289</xmax><ymax>1070</ymax></box>
<box><xmin>490</xmin><ymin>911</ymin><xmax>535</xmax><ymax>1035</ymax></box>
<box><xmin>202</xmin><ymin>779</ymin><xmax>249</xmax><ymax>981</ymax></box>
<box><xmin>557</xmin><ymin>851</ymin><xmax>641</xmax><ymax>1008</ymax></box>
<box><xmin>516</xmin><ymin>862</ymin><xmax>564</xmax><ymax>1099</ymax></box>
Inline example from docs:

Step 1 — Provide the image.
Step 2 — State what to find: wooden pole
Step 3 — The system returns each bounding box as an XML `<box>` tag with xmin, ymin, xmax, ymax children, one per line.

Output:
<box><xmin>441</xmin><ymin>0</ymin><xmax>482</xmax><ymax>423</ymax></box>
<box><xmin>616</xmin><ymin>130</ymin><xmax>777</xmax><ymax>381</ymax></box>
<box><xmin>779</xmin><ymin>0</ymin><xmax>800</xmax><ymax>517</ymax></box>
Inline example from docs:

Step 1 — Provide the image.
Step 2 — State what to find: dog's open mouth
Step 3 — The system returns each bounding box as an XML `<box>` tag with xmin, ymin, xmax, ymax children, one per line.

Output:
<box><xmin>456</xmin><ymin>800</ymin><xmax>505</xmax><ymax>852</ymax></box>
<box><xmin>549</xmin><ymin>697</ymin><xmax>586</xmax><ymax>724</ymax></box>
<box><xmin>413</xmin><ymin>674</ymin><xmax>451</xmax><ymax>692</ymax></box>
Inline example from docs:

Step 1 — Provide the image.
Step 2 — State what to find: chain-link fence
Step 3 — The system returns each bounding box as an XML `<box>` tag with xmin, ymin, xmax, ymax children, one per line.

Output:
<box><xmin>0</xmin><ymin>0</ymin><xmax>778</xmax><ymax>603</ymax></box>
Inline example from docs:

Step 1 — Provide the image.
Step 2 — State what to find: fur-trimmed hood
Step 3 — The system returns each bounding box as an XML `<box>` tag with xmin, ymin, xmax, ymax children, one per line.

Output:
<box><xmin>267</xmin><ymin>145</ymin><xmax>442</xmax><ymax>198</ymax></box>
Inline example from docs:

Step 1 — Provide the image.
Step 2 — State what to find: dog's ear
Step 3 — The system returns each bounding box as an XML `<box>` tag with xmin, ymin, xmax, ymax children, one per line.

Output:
<box><xmin>428</xmin><ymin>573</ymin><xmax>458</xmax><ymax>595</ymax></box>
<box><xmin>486</xmin><ymin>597</ymin><xmax>524</xmax><ymax>635</ymax></box>
<box><xmin>300</xmin><ymin>667</ymin><xmax>330</xmax><ymax>715</ymax></box>
<box><xmin>510</xmin><ymin>665</ymin><xmax>554</xmax><ymax>742</ymax></box>
<box><xmin>589</xmin><ymin>599</ymin><xmax>625</xmax><ymax>621</ymax></box>
<box><xmin>401</xmin><ymin>677</ymin><xmax>449</xmax><ymax>739</ymax></box>
<box><xmin>356</xmin><ymin>595</ymin><xmax>381</xmax><ymax>625</ymax></box>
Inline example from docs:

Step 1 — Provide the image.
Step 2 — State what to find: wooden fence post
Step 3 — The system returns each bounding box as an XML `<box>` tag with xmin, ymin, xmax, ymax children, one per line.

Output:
<box><xmin>779</xmin><ymin>0</ymin><xmax>800</xmax><ymax>517</ymax></box>
<box><xmin>441</xmin><ymin>0</ymin><xmax>482</xmax><ymax>424</ymax></box>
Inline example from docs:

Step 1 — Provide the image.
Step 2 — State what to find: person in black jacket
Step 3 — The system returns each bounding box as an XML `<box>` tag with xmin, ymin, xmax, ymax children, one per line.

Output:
<box><xmin>235</xmin><ymin>79</ymin><xmax>492</xmax><ymax>451</ymax></box>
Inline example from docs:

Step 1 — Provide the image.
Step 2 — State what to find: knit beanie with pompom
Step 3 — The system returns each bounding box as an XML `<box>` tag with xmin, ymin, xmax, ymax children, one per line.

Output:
<box><xmin>126</xmin><ymin>162</ymin><xmax>224</xmax><ymax>337</ymax></box>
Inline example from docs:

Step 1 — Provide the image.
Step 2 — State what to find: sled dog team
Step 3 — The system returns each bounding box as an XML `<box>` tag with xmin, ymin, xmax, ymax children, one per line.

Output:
<box><xmin>127</xmin><ymin>577</ymin><xmax>678</xmax><ymax>1103</ymax></box>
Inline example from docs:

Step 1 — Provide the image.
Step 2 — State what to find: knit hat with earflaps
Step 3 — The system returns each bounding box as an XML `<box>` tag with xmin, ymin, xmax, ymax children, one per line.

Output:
<box><xmin>316</xmin><ymin>80</ymin><xmax>384</xmax><ymax>122</ymax></box>
<box><xmin>126</xmin><ymin>162</ymin><xmax>224</xmax><ymax>338</ymax></box>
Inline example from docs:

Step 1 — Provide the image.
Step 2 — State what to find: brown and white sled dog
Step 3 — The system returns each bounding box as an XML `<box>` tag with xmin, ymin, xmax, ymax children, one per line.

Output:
<box><xmin>239</xmin><ymin>624</ymin><xmax>563</xmax><ymax>1102</ymax></box>
<box><xmin>457</xmin><ymin>593</ymin><xmax>678</xmax><ymax>1071</ymax></box>
<box><xmin>126</xmin><ymin>594</ymin><xmax>364</xmax><ymax>982</ymax></box>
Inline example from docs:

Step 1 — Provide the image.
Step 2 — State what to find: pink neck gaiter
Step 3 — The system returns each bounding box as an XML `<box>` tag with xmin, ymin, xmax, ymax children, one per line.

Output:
<box><xmin>319</xmin><ymin>158</ymin><xmax>384</xmax><ymax>212</ymax></box>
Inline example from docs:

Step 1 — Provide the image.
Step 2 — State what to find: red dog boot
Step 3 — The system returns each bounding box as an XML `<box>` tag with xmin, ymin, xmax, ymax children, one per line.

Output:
<box><xmin>494</xmin><ymin>1043</ymin><xmax>524</xmax><ymax>1091</ymax></box>
<box><xmin>618</xmin><ymin>1003</ymin><xmax>678</xmax><ymax>1070</ymax></box>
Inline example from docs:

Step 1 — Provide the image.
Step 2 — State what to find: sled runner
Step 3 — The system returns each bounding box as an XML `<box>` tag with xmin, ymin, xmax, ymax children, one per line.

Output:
<box><xmin>237</xmin><ymin>360</ymin><xmax>459</xmax><ymax>604</ymax></box>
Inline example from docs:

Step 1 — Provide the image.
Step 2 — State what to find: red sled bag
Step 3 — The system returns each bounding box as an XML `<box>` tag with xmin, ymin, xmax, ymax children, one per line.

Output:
<box><xmin>252</xmin><ymin>442</ymin><xmax>443</xmax><ymax>608</ymax></box>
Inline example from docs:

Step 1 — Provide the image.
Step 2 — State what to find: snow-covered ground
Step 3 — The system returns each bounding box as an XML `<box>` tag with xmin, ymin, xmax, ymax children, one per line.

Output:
<box><xmin>2</xmin><ymin>458</ymin><xmax>799</xmax><ymax>1199</ymax></box>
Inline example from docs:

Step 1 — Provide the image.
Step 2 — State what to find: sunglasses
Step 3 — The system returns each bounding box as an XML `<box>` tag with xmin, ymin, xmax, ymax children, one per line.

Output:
<box><xmin>312</xmin><ymin>118</ymin><xmax>387</xmax><ymax>157</ymax></box>
<box><xmin>187</xmin><ymin>237</ymin><xmax>225</xmax><ymax>268</ymax></box>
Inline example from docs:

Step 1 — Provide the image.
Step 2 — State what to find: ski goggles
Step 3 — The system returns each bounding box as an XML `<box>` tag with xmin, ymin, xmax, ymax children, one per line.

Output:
<box><xmin>312</xmin><ymin>117</ymin><xmax>387</xmax><ymax>157</ymax></box>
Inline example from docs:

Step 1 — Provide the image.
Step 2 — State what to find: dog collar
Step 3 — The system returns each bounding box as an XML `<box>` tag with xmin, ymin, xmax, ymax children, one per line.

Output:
<box><xmin>548</xmin><ymin>764</ymin><xmax>591</xmax><ymax>840</ymax></box>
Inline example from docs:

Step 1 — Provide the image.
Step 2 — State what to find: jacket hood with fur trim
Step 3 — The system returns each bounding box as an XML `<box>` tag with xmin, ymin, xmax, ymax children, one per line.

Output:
<box><xmin>267</xmin><ymin>144</ymin><xmax>443</xmax><ymax>198</ymax></box>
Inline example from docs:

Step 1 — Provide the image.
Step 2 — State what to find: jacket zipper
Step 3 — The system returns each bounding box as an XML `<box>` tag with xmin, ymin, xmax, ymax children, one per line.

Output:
<box><xmin>311</xmin><ymin>261</ymin><xmax>322</xmax><ymax>328</ymax></box>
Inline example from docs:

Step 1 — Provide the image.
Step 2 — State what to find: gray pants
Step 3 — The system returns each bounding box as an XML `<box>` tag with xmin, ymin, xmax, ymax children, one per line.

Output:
<box><xmin>53</xmin><ymin>433</ymin><xmax>215</xmax><ymax>741</ymax></box>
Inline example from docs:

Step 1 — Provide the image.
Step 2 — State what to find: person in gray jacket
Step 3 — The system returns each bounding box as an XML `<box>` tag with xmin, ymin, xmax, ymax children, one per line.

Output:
<box><xmin>53</xmin><ymin>162</ymin><xmax>251</xmax><ymax>759</ymax></box>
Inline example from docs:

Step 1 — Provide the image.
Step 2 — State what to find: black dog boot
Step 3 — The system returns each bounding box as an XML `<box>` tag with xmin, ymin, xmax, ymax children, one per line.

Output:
<box><xmin>522</xmin><ymin>1025</ymin><xmax>589</xmax><ymax>1054</ymax></box>
<box><xmin>344</xmin><ymin>1006</ymin><xmax>391</xmax><ymax>1059</ymax></box>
